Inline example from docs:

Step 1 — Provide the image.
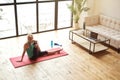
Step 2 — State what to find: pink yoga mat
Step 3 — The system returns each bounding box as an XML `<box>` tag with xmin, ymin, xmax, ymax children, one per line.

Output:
<box><xmin>10</xmin><ymin>48</ymin><xmax>68</xmax><ymax>68</ymax></box>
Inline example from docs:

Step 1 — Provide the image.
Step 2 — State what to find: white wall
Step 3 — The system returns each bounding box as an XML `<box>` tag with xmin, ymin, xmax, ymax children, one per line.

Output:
<box><xmin>88</xmin><ymin>0</ymin><xmax>120</xmax><ymax>20</ymax></box>
<box><xmin>87</xmin><ymin>0</ymin><xmax>95</xmax><ymax>15</ymax></box>
<box><xmin>100</xmin><ymin>0</ymin><xmax>120</xmax><ymax>20</ymax></box>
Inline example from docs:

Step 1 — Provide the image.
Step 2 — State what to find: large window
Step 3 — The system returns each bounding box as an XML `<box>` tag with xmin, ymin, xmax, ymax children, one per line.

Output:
<box><xmin>16</xmin><ymin>0</ymin><xmax>36</xmax><ymax>2</ymax></box>
<box><xmin>0</xmin><ymin>0</ymin><xmax>72</xmax><ymax>39</ymax></box>
<box><xmin>0</xmin><ymin>0</ymin><xmax>14</xmax><ymax>3</ymax></box>
<box><xmin>0</xmin><ymin>6</ymin><xmax>16</xmax><ymax>38</ymax></box>
<box><xmin>17</xmin><ymin>4</ymin><xmax>36</xmax><ymax>35</ymax></box>
<box><xmin>38</xmin><ymin>2</ymin><xmax>55</xmax><ymax>31</ymax></box>
<box><xmin>58</xmin><ymin>1</ymin><xmax>72</xmax><ymax>29</ymax></box>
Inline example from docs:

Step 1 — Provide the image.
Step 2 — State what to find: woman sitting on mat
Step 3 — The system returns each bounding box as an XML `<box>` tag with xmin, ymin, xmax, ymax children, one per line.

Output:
<box><xmin>18</xmin><ymin>34</ymin><xmax>63</xmax><ymax>62</ymax></box>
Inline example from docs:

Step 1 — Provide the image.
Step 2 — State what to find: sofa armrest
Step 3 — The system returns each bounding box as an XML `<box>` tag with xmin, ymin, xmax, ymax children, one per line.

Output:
<box><xmin>85</xmin><ymin>15</ymin><xmax>100</xmax><ymax>26</ymax></box>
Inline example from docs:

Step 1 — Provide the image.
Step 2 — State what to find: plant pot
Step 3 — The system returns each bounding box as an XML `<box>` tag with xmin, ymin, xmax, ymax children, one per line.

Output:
<box><xmin>73</xmin><ymin>22</ymin><xmax>80</xmax><ymax>30</ymax></box>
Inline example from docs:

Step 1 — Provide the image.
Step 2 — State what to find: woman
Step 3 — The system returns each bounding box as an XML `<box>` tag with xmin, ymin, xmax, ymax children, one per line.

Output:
<box><xmin>18</xmin><ymin>34</ymin><xmax>62</xmax><ymax>62</ymax></box>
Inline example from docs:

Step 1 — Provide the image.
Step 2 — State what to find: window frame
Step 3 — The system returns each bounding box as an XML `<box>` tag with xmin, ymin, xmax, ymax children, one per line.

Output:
<box><xmin>0</xmin><ymin>0</ymin><xmax>72</xmax><ymax>39</ymax></box>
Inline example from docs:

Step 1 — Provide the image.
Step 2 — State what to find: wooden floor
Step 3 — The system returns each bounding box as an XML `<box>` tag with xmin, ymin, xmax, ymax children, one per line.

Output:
<box><xmin>0</xmin><ymin>29</ymin><xmax>120</xmax><ymax>80</ymax></box>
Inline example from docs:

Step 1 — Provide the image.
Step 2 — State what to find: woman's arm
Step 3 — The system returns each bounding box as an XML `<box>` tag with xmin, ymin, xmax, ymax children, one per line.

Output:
<box><xmin>17</xmin><ymin>44</ymin><xmax>27</xmax><ymax>62</ymax></box>
<box><xmin>34</xmin><ymin>40</ymin><xmax>41</xmax><ymax>52</ymax></box>
<box><xmin>19</xmin><ymin>49</ymin><xmax>26</xmax><ymax>62</ymax></box>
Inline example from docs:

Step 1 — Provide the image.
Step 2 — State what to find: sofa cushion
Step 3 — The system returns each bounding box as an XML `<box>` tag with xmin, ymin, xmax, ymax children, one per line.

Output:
<box><xmin>86</xmin><ymin>26</ymin><xmax>120</xmax><ymax>48</ymax></box>
<box><xmin>86</xmin><ymin>26</ymin><xmax>120</xmax><ymax>38</ymax></box>
<box><xmin>85</xmin><ymin>15</ymin><xmax>99</xmax><ymax>26</ymax></box>
<box><xmin>114</xmin><ymin>22</ymin><xmax>120</xmax><ymax>31</ymax></box>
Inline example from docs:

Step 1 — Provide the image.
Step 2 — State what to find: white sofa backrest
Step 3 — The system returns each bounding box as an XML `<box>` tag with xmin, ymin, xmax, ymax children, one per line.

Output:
<box><xmin>85</xmin><ymin>15</ymin><xmax>120</xmax><ymax>31</ymax></box>
<box><xmin>114</xmin><ymin>21</ymin><xmax>120</xmax><ymax>31</ymax></box>
<box><xmin>100</xmin><ymin>15</ymin><xmax>120</xmax><ymax>31</ymax></box>
<box><xmin>85</xmin><ymin>15</ymin><xmax>99</xmax><ymax>26</ymax></box>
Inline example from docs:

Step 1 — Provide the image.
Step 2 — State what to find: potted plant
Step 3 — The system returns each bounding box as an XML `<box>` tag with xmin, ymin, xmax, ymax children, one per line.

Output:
<box><xmin>67</xmin><ymin>0</ymin><xmax>89</xmax><ymax>29</ymax></box>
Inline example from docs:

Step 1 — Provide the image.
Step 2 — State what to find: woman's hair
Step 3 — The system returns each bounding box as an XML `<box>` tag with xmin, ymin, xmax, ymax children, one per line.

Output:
<box><xmin>28</xmin><ymin>34</ymin><xmax>33</xmax><ymax>37</ymax></box>
<box><xmin>27</xmin><ymin>34</ymin><xmax>33</xmax><ymax>40</ymax></box>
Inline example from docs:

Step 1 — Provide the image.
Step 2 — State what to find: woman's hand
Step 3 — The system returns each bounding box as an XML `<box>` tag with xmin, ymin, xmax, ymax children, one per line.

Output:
<box><xmin>16</xmin><ymin>59</ymin><xmax>22</xmax><ymax>62</ymax></box>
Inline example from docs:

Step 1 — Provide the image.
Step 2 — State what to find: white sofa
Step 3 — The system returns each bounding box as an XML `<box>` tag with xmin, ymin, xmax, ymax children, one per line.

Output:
<box><xmin>84</xmin><ymin>15</ymin><xmax>120</xmax><ymax>52</ymax></box>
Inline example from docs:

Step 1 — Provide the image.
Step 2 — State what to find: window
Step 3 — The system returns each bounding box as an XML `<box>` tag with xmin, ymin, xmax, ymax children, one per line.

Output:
<box><xmin>17</xmin><ymin>4</ymin><xmax>36</xmax><ymax>35</ymax></box>
<box><xmin>38</xmin><ymin>2</ymin><xmax>55</xmax><ymax>31</ymax></box>
<box><xmin>16</xmin><ymin>0</ymin><xmax>36</xmax><ymax>2</ymax></box>
<box><xmin>0</xmin><ymin>0</ymin><xmax>13</xmax><ymax>3</ymax></box>
<box><xmin>0</xmin><ymin>0</ymin><xmax>72</xmax><ymax>39</ymax></box>
<box><xmin>0</xmin><ymin>6</ymin><xmax>16</xmax><ymax>38</ymax></box>
<box><xmin>58</xmin><ymin>1</ymin><xmax>72</xmax><ymax>29</ymax></box>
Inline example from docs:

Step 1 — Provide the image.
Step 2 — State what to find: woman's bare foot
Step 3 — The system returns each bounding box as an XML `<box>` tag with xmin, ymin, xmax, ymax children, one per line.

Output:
<box><xmin>56</xmin><ymin>47</ymin><xmax>63</xmax><ymax>54</ymax></box>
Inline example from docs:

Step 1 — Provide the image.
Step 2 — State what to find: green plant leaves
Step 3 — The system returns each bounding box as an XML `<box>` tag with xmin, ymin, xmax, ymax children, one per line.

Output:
<box><xmin>67</xmin><ymin>0</ymin><xmax>89</xmax><ymax>23</ymax></box>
